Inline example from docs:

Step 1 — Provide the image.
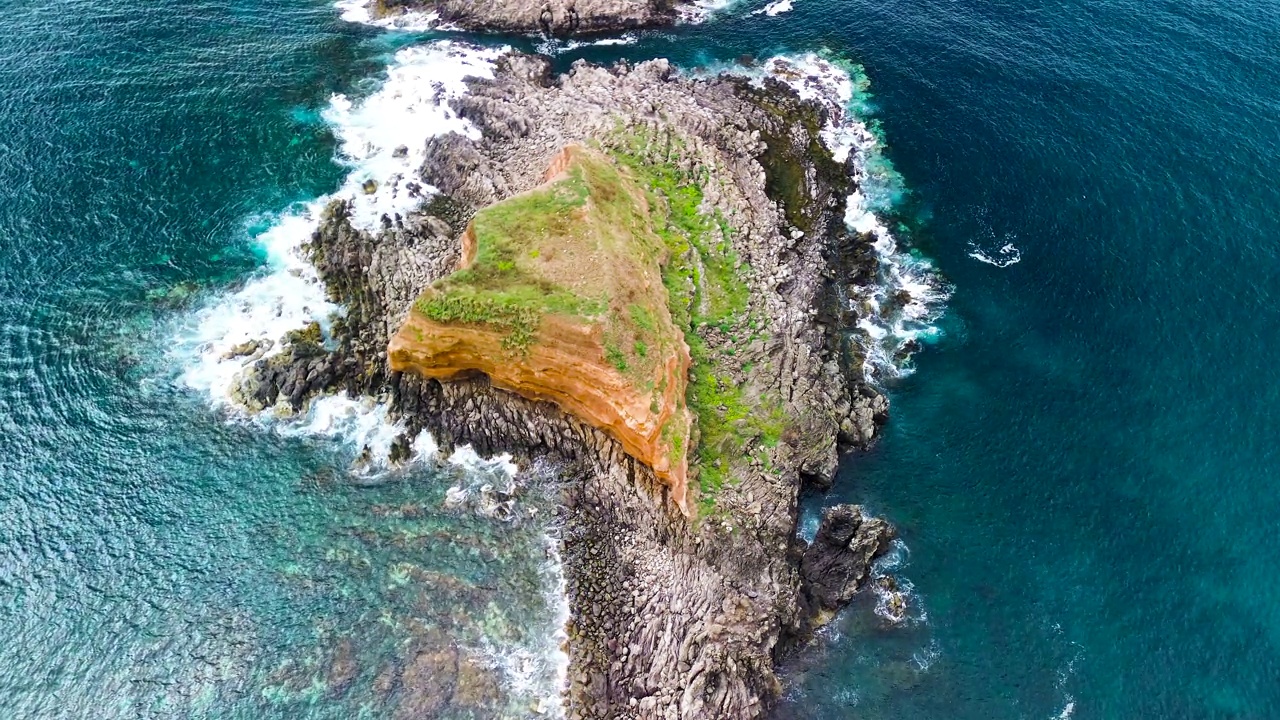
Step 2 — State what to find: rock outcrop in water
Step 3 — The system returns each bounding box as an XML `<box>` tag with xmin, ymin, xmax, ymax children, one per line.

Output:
<box><xmin>368</xmin><ymin>0</ymin><xmax>681</xmax><ymax>35</ymax></box>
<box><xmin>233</xmin><ymin>51</ymin><xmax>895</xmax><ymax>718</ymax></box>
<box><xmin>801</xmin><ymin>504</ymin><xmax>896</xmax><ymax>615</ymax></box>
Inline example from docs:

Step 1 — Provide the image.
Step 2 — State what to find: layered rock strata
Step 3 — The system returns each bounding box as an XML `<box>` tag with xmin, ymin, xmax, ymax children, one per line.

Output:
<box><xmin>234</xmin><ymin>52</ymin><xmax>895</xmax><ymax>718</ymax></box>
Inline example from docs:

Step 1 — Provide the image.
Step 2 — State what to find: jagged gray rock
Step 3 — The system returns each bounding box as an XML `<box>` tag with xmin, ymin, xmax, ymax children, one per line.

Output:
<box><xmin>800</xmin><ymin>504</ymin><xmax>896</xmax><ymax>612</ymax></box>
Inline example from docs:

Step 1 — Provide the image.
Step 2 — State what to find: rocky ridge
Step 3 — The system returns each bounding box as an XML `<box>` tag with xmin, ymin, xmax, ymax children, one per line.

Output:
<box><xmin>369</xmin><ymin>0</ymin><xmax>680</xmax><ymax>35</ymax></box>
<box><xmin>232</xmin><ymin>51</ymin><xmax>896</xmax><ymax>718</ymax></box>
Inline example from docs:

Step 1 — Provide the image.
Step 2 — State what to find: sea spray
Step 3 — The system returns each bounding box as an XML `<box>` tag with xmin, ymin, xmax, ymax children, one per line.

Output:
<box><xmin>278</xmin><ymin>393</ymin><xmax>408</xmax><ymax>471</ymax></box>
<box><xmin>173</xmin><ymin>40</ymin><xmax>506</xmax><ymax>439</ymax></box>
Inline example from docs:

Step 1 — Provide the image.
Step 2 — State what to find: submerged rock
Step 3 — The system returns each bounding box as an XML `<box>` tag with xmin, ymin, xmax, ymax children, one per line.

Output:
<box><xmin>395</xmin><ymin>644</ymin><xmax>458</xmax><ymax>719</ymax></box>
<box><xmin>146</xmin><ymin>280</ymin><xmax>201</xmax><ymax>308</ymax></box>
<box><xmin>326</xmin><ymin>638</ymin><xmax>360</xmax><ymax>699</ymax></box>
<box><xmin>220</xmin><ymin>337</ymin><xmax>272</xmax><ymax>361</ymax></box>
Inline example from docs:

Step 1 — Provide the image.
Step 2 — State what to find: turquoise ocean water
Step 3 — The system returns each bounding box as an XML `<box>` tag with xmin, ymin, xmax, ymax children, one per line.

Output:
<box><xmin>2</xmin><ymin>0</ymin><xmax>1278</xmax><ymax>717</ymax></box>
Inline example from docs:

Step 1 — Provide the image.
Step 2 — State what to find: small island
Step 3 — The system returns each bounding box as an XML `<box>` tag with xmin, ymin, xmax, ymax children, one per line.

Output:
<box><xmin>232</xmin><ymin>51</ymin><xmax>896</xmax><ymax>718</ymax></box>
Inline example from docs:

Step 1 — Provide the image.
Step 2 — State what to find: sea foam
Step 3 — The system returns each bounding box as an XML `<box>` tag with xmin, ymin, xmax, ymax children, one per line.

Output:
<box><xmin>441</xmin><ymin>455</ymin><xmax>571</xmax><ymax>716</ymax></box>
<box><xmin>752</xmin><ymin>0</ymin><xmax>794</xmax><ymax>16</ymax></box>
<box><xmin>968</xmin><ymin>238</ymin><xmax>1023</xmax><ymax>267</ymax></box>
<box><xmin>535</xmin><ymin>33</ymin><xmax>640</xmax><ymax>56</ymax></box>
<box><xmin>1049</xmin><ymin>624</ymin><xmax>1084</xmax><ymax>720</ymax></box>
<box><xmin>677</xmin><ymin>0</ymin><xmax>743</xmax><ymax>24</ymax></box>
<box><xmin>739</xmin><ymin>53</ymin><xmax>951</xmax><ymax>381</ymax></box>
<box><xmin>868</xmin><ymin>538</ymin><xmax>927</xmax><ymax>626</ymax></box>
<box><xmin>475</xmin><ymin>524</ymin><xmax>571</xmax><ymax>718</ymax></box>
<box><xmin>173</xmin><ymin>41</ymin><xmax>505</xmax><ymax>451</ymax></box>
<box><xmin>334</xmin><ymin>0</ymin><xmax>442</xmax><ymax>31</ymax></box>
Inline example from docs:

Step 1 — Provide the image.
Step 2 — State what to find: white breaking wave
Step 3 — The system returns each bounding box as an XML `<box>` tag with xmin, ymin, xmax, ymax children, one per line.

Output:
<box><xmin>279</xmin><ymin>393</ymin><xmax>406</xmax><ymax>465</ymax></box>
<box><xmin>475</xmin><ymin>527</ymin><xmax>571</xmax><ymax>718</ymax></box>
<box><xmin>797</xmin><ymin>508</ymin><xmax>821</xmax><ymax>543</ymax></box>
<box><xmin>335</xmin><ymin>0</ymin><xmax>442</xmax><ymax>31</ymax></box>
<box><xmin>968</xmin><ymin>239</ymin><xmax>1022</xmax><ymax>267</ymax></box>
<box><xmin>535</xmin><ymin>33</ymin><xmax>640</xmax><ymax>56</ymax></box>
<box><xmin>323</xmin><ymin>43</ymin><xmax>503</xmax><ymax>229</ymax></box>
<box><xmin>173</xmin><ymin>40</ymin><xmax>505</xmax><ymax>438</ymax></box>
<box><xmin>677</xmin><ymin>0</ymin><xmax>742</xmax><ymax>24</ymax></box>
<box><xmin>741</xmin><ymin>53</ymin><xmax>950</xmax><ymax>381</ymax></box>
<box><xmin>448</xmin><ymin>445</ymin><xmax>521</xmax><ymax>478</ymax></box>
<box><xmin>868</xmin><ymin>538</ymin><xmax>927</xmax><ymax>626</ymax></box>
<box><xmin>752</xmin><ymin>0</ymin><xmax>794</xmax><ymax>15</ymax></box>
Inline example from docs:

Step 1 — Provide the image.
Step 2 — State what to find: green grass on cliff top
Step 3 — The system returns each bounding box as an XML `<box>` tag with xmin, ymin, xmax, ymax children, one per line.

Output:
<box><xmin>414</xmin><ymin>138</ymin><xmax>788</xmax><ymax>515</ymax></box>
<box><xmin>607</xmin><ymin>130</ymin><xmax>787</xmax><ymax>513</ymax></box>
<box><xmin>413</xmin><ymin>146</ymin><xmax>681</xmax><ymax>394</ymax></box>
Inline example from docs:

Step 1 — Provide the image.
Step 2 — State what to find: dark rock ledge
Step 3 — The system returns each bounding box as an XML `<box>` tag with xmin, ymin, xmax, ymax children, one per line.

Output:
<box><xmin>233</xmin><ymin>54</ymin><xmax>896</xmax><ymax>719</ymax></box>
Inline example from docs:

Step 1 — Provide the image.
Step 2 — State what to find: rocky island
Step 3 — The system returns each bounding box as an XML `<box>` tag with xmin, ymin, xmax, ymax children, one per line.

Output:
<box><xmin>230</xmin><ymin>49</ymin><xmax>897</xmax><ymax>718</ymax></box>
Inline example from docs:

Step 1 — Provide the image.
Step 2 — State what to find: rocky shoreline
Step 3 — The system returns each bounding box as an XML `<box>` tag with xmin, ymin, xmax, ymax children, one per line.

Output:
<box><xmin>228</xmin><ymin>49</ymin><xmax>897</xmax><ymax>718</ymax></box>
<box><xmin>360</xmin><ymin>0</ymin><xmax>682</xmax><ymax>35</ymax></box>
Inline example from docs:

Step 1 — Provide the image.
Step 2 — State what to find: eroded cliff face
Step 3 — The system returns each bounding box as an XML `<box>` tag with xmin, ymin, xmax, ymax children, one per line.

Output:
<box><xmin>232</xmin><ymin>52</ymin><xmax>895</xmax><ymax>719</ymax></box>
<box><xmin>391</xmin><ymin>312</ymin><xmax>694</xmax><ymax>499</ymax></box>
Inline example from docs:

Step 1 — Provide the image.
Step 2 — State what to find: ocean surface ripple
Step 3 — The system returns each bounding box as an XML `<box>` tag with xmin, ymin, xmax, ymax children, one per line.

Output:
<box><xmin>2</xmin><ymin>0</ymin><xmax>1279</xmax><ymax>717</ymax></box>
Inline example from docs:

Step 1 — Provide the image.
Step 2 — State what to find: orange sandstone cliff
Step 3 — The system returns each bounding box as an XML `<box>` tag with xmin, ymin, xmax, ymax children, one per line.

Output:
<box><xmin>388</xmin><ymin>145</ymin><xmax>694</xmax><ymax>511</ymax></box>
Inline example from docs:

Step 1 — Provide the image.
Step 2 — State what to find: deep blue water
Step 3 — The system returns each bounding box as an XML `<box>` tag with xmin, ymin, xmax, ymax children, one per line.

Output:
<box><xmin>2</xmin><ymin>0</ymin><xmax>1279</xmax><ymax>717</ymax></box>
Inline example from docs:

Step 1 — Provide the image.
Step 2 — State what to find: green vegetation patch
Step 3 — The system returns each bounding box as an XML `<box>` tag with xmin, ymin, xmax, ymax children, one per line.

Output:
<box><xmin>736</xmin><ymin>82</ymin><xmax>847</xmax><ymax>233</ymax></box>
<box><xmin>608</xmin><ymin>127</ymin><xmax>788</xmax><ymax>513</ymax></box>
<box><xmin>411</xmin><ymin>147</ymin><xmax>682</xmax><ymax>381</ymax></box>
